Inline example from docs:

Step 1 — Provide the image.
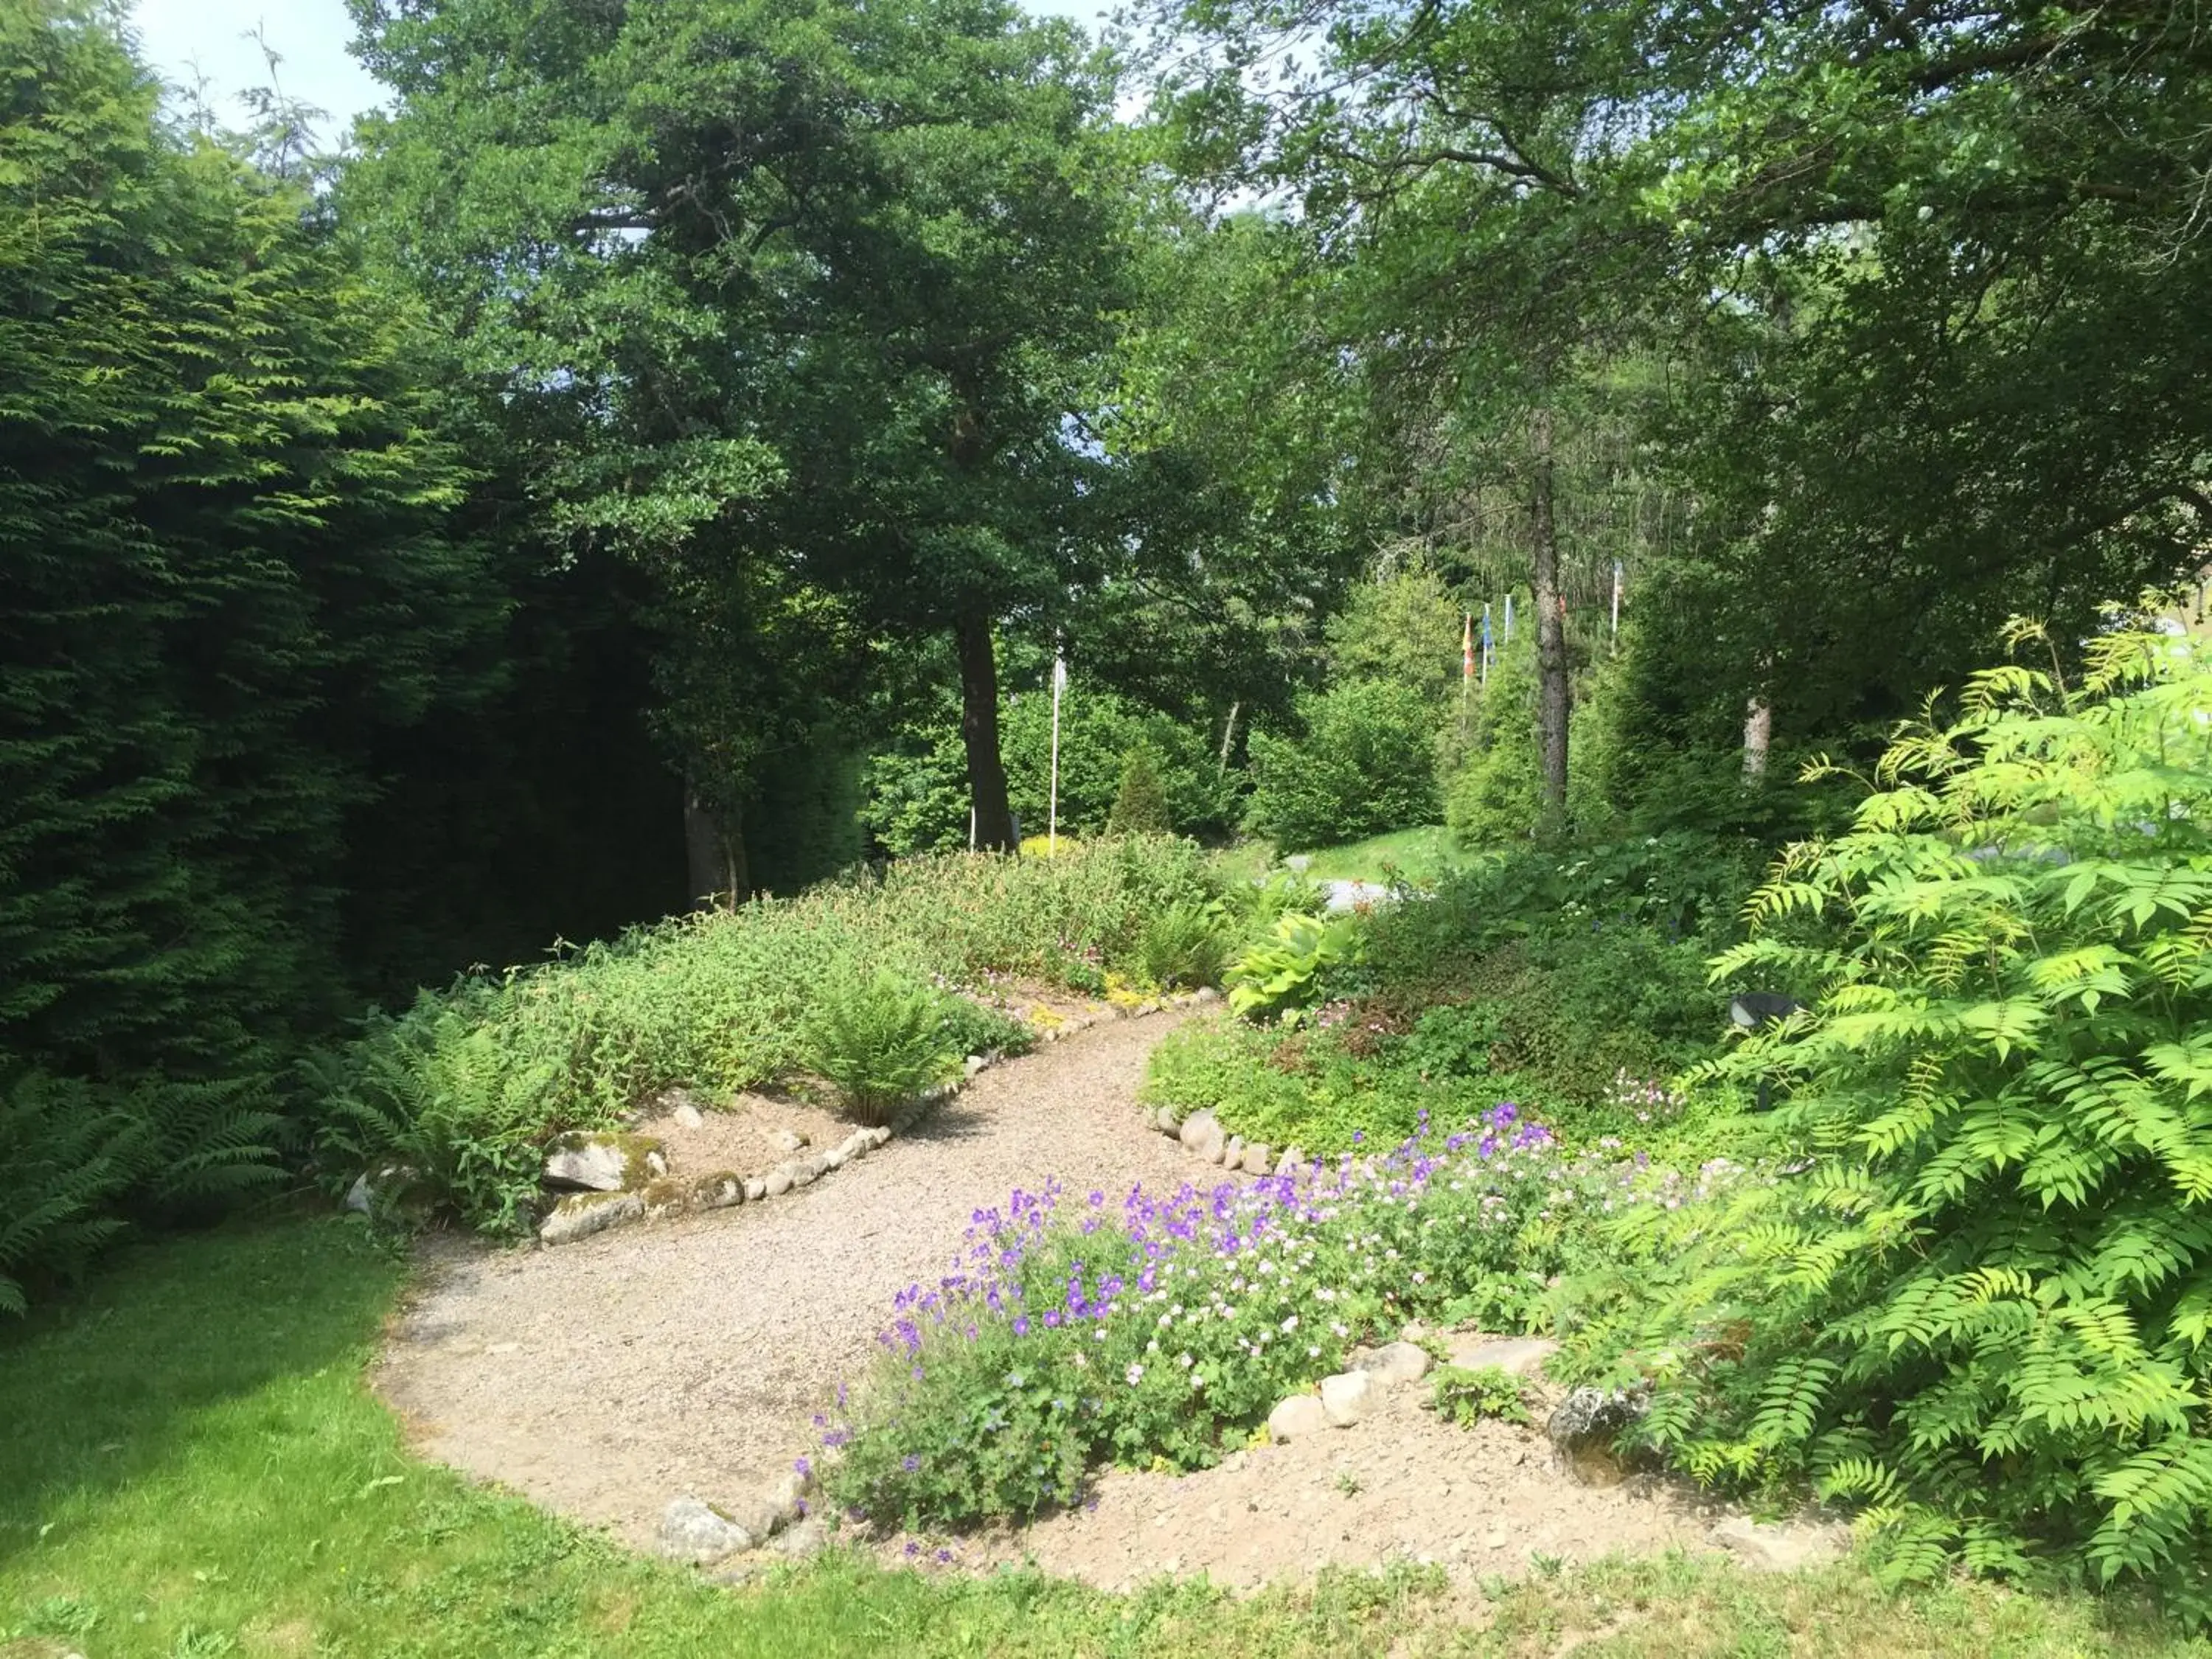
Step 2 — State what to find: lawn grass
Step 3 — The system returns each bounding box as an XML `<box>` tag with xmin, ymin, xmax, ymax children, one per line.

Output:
<box><xmin>1214</xmin><ymin>825</ymin><xmax>1467</xmax><ymax>889</ymax></box>
<box><xmin>3</xmin><ymin>1217</ymin><xmax>2205</xmax><ymax>1658</ymax></box>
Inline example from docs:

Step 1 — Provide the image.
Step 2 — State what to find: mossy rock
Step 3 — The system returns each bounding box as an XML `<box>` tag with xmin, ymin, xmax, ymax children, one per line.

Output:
<box><xmin>543</xmin><ymin>1131</ymin><xmax>667</xmax><ymax>1192</ymax></box>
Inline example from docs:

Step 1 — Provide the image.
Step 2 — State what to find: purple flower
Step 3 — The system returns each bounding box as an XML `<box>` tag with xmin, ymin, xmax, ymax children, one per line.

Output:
<box><xmin>794</xmin><ymin>1456</ymin><xmax>812</xmax><ymax>1477</ymax></box>
<box><xmin>1012</xmin><ymin>1315</ymin><xmax>1031</xmax><ymax>1336</ymax></box>
<box><xmin>902</xmin><ymin>1454</ymin><xmax>921</xmax><ymax>1472</ymax></box>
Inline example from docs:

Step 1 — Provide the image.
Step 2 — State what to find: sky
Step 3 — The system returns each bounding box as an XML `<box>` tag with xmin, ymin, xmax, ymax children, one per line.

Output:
<box><xmin>128</xmin><ymin>0</ymin><xmax>1119</xmax><ymax>139</ymax></box>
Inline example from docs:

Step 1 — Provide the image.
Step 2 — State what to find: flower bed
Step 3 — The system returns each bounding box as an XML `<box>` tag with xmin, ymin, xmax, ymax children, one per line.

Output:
<box><xmin>822</xmin><ymin>1108</ymin><xmax>1734</xmax><ymax>1532</ymax></box>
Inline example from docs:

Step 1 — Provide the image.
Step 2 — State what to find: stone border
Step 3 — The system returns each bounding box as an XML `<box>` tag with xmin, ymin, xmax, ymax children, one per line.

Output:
<box><xmin>532</xmin><ymin>986</ymin><xmax>1222</xmax><ymax>1248</ymax></box>
<box><xmin>1143</xmin><ymin>1102</ymin><xmax>1315</xmax><ymax>1184</ymax></box>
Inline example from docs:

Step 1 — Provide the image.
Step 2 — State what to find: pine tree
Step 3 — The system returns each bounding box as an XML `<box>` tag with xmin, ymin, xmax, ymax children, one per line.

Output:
<box><xmin>1107</xmin><ymin>750</ymin><xmax>1174</xmax><ymax>836</ymax></box>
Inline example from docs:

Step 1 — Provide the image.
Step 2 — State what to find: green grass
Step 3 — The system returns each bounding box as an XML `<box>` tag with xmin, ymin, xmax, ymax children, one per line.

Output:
<box><xmin>1</xmin><ymin>1216</ymin><xmax>2205</xmax><ymax>1658</ymax></box>
<box><xmin>1214</xmin><ymin>825</ymin><xmax>1466</xmax><ymax>889</ymax></box>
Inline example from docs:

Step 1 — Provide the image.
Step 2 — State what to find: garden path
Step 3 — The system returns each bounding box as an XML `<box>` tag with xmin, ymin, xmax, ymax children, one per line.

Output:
<box><xmin>375</xmin><ymin>1011</ymin><xmax>1197</xmax><ymax>1553</ymax></box>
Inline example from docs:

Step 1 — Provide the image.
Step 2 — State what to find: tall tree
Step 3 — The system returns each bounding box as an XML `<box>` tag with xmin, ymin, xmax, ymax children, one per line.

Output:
<box><xmin>0</xmin><ymin>0</ymin><xmax>491</xmax><ymax>1088</ymax></box>
<box><xmin>347</xmin><ymin>0</ymin><xmax>1135</xmax><ymax>858</ymax></box>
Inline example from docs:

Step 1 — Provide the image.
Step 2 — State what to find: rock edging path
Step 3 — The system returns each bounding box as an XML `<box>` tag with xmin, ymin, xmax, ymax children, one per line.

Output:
<box><xmin>375</xmin><ymin>1006</ymin><xmax>1203</xmax><ymax>1551</ymax></box>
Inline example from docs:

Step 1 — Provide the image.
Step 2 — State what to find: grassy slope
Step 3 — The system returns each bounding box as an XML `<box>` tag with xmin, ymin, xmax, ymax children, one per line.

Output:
<box><xmin>1216</xmin><ymin>826</ymin><xmax>1467</xmax><ymax>888</ymax></box>
<box><xmin>1</xmin><ymin>1218</ymin><xmax>2202</xmax><ymax>1658</ymax></box>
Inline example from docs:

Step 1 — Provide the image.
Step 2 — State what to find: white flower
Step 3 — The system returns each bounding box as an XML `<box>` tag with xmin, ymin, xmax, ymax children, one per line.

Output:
<box><xmin>1281</xmin><ymin>1314</ymin><xmax>1299</xmax><ymax>1332</ymax></box>
<box><xmin>1126</xmin><ymin>1363</ymin><xmax>1144</xmax><ymax>1385</ymax></box>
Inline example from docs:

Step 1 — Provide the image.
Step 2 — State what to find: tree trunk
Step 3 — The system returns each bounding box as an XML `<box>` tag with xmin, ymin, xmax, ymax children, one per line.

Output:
<box><xmin>684</xmin><ymin>787</ymin><xmax>748</xmax><ymax>908</ymax></box>
<box><xmin>1217</xmin><ymin>700</ymin><xmax>1240</xmax><ymax>776</ymax></box>
<box><xmin>1529</xmin><ymin>406</ymin><xmax>1570</xmax><ymax>831</ymax></box>
<box><xmin>1742</xmin><ymin>694</ymin><xmax>1773</xmax><ymax>782</ymax></box>
<box><xmin>956</xmin><ymin>611</ymin><xmax>1018</xmax><ymax>852</ymax></box>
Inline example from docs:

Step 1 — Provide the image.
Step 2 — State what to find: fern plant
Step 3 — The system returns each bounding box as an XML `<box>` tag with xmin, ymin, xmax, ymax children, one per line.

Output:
<box><xmin>1568</xmin><ymin>613</ymin><xmax>2212</xmax><ymax>1614</ymax></box>
<box><xmin>1137</xmin><ymin>898</ymin><xmax>1230</xmax><ymax>990</ymax></box>
<box><xmin>800</xmin><ymin>968</ymin><xmax>959</xmax><ymax>1127</ymax></box>
<box><xmin>313</xmin><ymin>993</ymin><xmax>560</xmax><ymax>1235</ymax></box>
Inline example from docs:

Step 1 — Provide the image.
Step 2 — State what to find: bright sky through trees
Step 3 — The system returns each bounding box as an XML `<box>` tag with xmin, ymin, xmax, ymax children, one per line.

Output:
<box><xmin>129</xmin><ymin>0</ymin><xmax>1115</xmax><ymax>138</ymax></box>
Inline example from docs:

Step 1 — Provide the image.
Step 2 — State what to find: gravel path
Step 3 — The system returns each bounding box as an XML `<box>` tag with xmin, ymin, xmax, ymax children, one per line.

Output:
<box><xmin>375</xmin><ymin>1012</ymin><xmax>1195</xmax><ymax>1550</ymax></box>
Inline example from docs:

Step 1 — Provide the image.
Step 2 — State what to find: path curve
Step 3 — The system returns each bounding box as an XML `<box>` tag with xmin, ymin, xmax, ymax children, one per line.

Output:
<box><xmin>376</xmin><ymin>1013</ymin><xmax>1195</xmax><ymax>1549</ymax></box>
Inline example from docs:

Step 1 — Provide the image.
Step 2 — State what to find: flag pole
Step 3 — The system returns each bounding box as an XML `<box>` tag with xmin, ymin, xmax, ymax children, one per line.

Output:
<box><xmin>1610</xmin><ymin>561</ymin><xmax>1623</xmax><ymax>654</ymax></box>
<box><xmin>1048</xmin><ymin>653</ymin><xmax>1066</xmax><ymax>852</ymax></box>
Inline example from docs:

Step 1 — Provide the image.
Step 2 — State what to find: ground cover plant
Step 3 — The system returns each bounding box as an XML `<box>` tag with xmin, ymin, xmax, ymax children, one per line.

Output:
<box><xmin>1148</xmin><ymin>830</ymin><xmax>1761</xmax><ymax>1155</ymax></box>
<box><xmin>316</xmin><ymin>839</ymin><xmax>1211</xmax><ymax>1231</ymax></box>
<box><xmin>13</xmin><ymin>1216</ymin><xmax>2198</xmax><ymax>1658</ymax></box>
<box><xmin>821</xmin><ymin>1110</ymin><xmax>1751</xmax><ymax>1531</ymax></box>
<box><xmin>1559</xmin><ymin>620</ymin><xmax>2212</xmax><ymax>1615</ymax></box>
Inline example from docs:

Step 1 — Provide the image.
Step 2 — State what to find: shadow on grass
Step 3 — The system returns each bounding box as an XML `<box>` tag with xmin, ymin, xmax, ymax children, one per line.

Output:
<box><xmin>0</xmin><ymin>1213</ymin><xmax>400</xmax><ymax>1571</ymax></box>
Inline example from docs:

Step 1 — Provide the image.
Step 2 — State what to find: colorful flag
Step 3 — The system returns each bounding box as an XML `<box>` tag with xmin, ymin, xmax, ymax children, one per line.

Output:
<box><xmin>1462</xmin><ymin>613</ymin><xmax>1475</xmax><ymax>682</ymax></box>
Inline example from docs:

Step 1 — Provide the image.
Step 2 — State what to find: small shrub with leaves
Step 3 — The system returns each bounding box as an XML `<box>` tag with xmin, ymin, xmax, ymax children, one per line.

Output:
<box><xmin>1429</xmin><ymin>1364</ymin><xmax>1535</xmax><ymax>1428</ymax></box>
<box><xmin>1564</xmin><ymin>616</ymin><xmax>2212</xmax><ymax>1614</ymax></box>
<box><xmin>1226</xmin><ymin>911</ymin><xmax>1364</xmax><ymax>1021</ymax></box>
<box><xmin>801</xmin><ymin>969</ymin><xmax>959</xmax><ymax>1127</ymax></box>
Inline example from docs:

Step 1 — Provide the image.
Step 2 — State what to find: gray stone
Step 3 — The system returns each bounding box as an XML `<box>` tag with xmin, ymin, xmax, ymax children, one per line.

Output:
<box><xmin>343</xmin><ymin>1164</ymin><xmax>427</xmax><ymax>1218</ymax></box>
<box><xmin>1239</xmin><ymin>1141</ymin><xmax>1273</xmax><ymax>1176</ymax></box>
<box><xmin>772</xmin><ymin>1515</ymin><xmax>828</xmax><ymax>1559</ymax></box>
<box><xmin>765</xmin><ymin>1468</ymin><xmax>812</xmax><ymax>1526</ymax></box>
<box><xmin>1352</xmin><ymin>1340</ymin><xmax>1431</xmax><ymax>1387</ymax></box>
<box><xmin>1448</xmin><ymin>1335</ymin><xmax>1559</xmax><ymax>1379</ymax></box>
<box><xmin>539</xmin><ymin>1190</ymin><xmax>644</xmax><ymax>1246</ymax></box>
<box><xmin>1284</xmin><ymin>855</ymin><xmax>1312</xmax><ymax>872</ymax></box>
<box><xmin>1710</xmin><ymin>1515</ymin><xmax>1848</xmax><ymax>1572</ymax></box>
<box><xmin>543</xmin><ymin>1133</ymin><xmax>665</xmax><ymax>1193</ymax></box>
<box><xmin>1178</xmin><ymin>1110</ymin><xmax>1226</xmax><ymax>1164</ymax></box>
<box><xmin>763</xmin><ymin>1167</ymin><xmax>794</xmax><ymax>1198</ymax></box>
<box><xmin>658</xmin><ymin>1495</ymin><xmax>757</xmax><ymax>1565</ymax></box>
<box><xmin>672</xmin><ymin>1102</ymin><xmax>706</xmax><ymax>1132</ymax></box>
<box><xmin>1222</xmin><ymin>1134</ymin><xmax>1245</xmax><ymax>1170</ymax></box>
<box><xmin>1547</xmin><ymin>1387</ymin><xmax>1648</xmax><ymax>1486</ymax></box>
<box><xmin>965</xmin><ymin>1054</ymin><xmax>987</xmax><ymax>1079</ymax></box>
<box><xmin>1155</xmin><ymin>1107</ymin><xmax>1181</xmax><ymax>1135</ymax></box>
<box><xmin>823</xmin><ymin>1144</ymin><xmax>850</xmax><ymax>1171</ymax></box>
<box><xmin>744</xmin><ymin>1177</ymin><xmax>768</xmax><ymax>1201</ymax></box>
<box><xmin>1320</xmin><ymin>1369</ymin><xmax>1380</xmax><ymax>1427</ymax></box>
<box><xmin>1276</xmin><ymin>1147</ymin><xmax>1305</xmax><ymax>1179</ymax></box>
<box><xmin>1192</xmin><ymin>986</ymin><xmax>1222</xmax><ymax>1004</ymax></box>
<box><xmin>689</xmin><ymin>1171</ymin><xmax>745</xmax><ymax>1210</ymax></box>
<box><xmin>767</xmin><ymin>1128</ymin><xmax>810</xmax><ymax>1155</ymax></box>
<box><xmin>866</xmin><ymin>1126</ymin><xmax>892</xmax><ymax>1149</ymax></box>
<box><xmin>1267</xmin><ymin>1393</ymin><xmax>1331</xmax><ymax>1442</ymax></box>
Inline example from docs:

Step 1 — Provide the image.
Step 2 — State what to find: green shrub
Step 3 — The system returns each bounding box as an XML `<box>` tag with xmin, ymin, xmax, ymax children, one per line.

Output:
<box><xmin>1225</xmin><ymin>911</ymin><xmax>1364</xmax><ymax>1020</ymax></box>
<box><xmin>1430</xmin><ymin>1364</ymin><xmax>1535</xmax><ymax>1428</ymax></box>
<box><xmin>938</xmin><ymin>995</ymin><xmax>1037</xmax><ymax>1062</ymax></box>
<box><xmin>1108</xmin><ymin>749</ymin><xmax>1175</xmax><ymax>835</ymax></box>
<box><xmin>1566</xmin><ymin>618</ymin><xmax>2212</xmax><ymax>1608</ymax></box>
<box><xmin>1245</xmin><ymin>681</ymin><xmax>1441</xmax><ymax>852</ymax></box>
<box><xmin>800</xmin><ymin>969</ymin><xmax>959</xmax><ymax>1127</ymax></box>
<box><xmin>1135</xmin><ymin>899</ymin><xmax>1231</xmax><ymax>990</ymax></box>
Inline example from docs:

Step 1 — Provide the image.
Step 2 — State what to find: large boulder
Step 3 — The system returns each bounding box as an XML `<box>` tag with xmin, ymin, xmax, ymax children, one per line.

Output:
<box><xmin>1350</xmin><ymin>1340</ymin><xmax>1431</xmax><ymax>1387</ymax></box>
<box><xmin>1447</xmin><ymin>1335</ymin><xmax>1559</xmax><ymax>1379</ymax></box>
<box><xmin>1710</xmin><ymin>1514</ymin><xmax>1849</xmax><ymax>1572</ymax></box>
<box><xmin>1267</xmin><ymin>1393</ymin><xmax>1331</xmax><ymax>1441</ymax></box>
<box><xmin>1320</xmin><ymin>1369</ymin><xmax>1381</xmax><ymax>1427</ymax></box>
<box><xmin>543</xmin><ymin>1132</ymin><xmax>666</xmax><ymax>1193</ymax></box>
<box><xmin>1178</xmin><ymin>1110</ymin><xmax>1226</xmax><ymax>1164</ymax></box>
<box><xmin>1546</xmin><ymin>1387</ymin><xmax>1647</xmax><ymax>1485</ymax></box>
<box><xmin>658</xmin><ymin>1496</ymin><xmax>759</xmax><ymax>1565</ymax></box>
<box><xmin>539</xmin><ymin>1191</ymin><xmax>643</xmax><ymax>1246</ymax></box>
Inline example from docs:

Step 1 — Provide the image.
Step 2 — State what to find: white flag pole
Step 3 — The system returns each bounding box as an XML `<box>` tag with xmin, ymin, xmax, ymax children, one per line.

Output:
<box><xmin>1610</xmin><ymin>561</ymin><xmax>1623</xmax><ymax>653</ymax></box>
<box><xmin>1048</xmin><ymin>654</ymin><xmax>1067</xmax><ymax>852</ymax></box>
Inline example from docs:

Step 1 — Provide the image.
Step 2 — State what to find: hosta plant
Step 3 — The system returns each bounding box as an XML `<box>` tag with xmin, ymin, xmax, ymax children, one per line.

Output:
<box><xmin>1566</xmin><ymin>616</ymin><xmax>2212</xmax><ymax>1615</ymax></box>
<box><xmin>1226</xmin><ymin>911</ymin><xmax>1363</xmax><ymax>1020</ymax></box>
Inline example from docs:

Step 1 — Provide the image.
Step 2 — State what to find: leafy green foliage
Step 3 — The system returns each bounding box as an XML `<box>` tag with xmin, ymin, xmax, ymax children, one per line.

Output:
<box><xmin>0</xmin><ymin>1068</ymin><xmax>279</xmax><ymax>1314</ymax></box>
<box><xmin>1567</xmin><ymin>619</ymin><xmax>2212</xmax><ymax>1611</ymax></box>
<box><xmin>801</xmin><ymin>970</ymin><xmax>961</xmax><ymax>1128</ymax></box>
<box><xmin>1246</xmin><ymin>682</ymin><xmax>1441</xmax><ymax>852</ymax></box>
<box><xmin>1226</xmin><ymin>912</ymin><xmax>1364</xmax><ymax>1020</ymax></box>
<box><xmin>319</xmin><ymin>840</ymin><xmax>1211</xmax><ymax>1226</ymax></box>
<box><xmin>1430</xmin><ymin>1364</ymin><xmax>1534</xmax><ymax>1428</ymax></box>
<box><xmin>1136</xmin><ymin>900</ymin><xmax>1232</xmax><ymax>990</ymax></box>
<box><xmin>310</xmin><ymin>995</ymin><xmax>560</xmax><ymax>1237</ymax></box>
